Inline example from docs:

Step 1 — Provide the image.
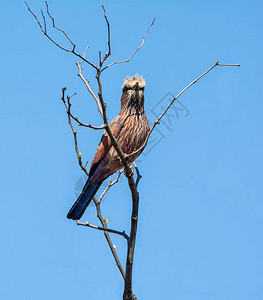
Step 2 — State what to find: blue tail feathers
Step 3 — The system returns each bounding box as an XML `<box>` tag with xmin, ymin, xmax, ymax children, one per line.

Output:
<box><xmin>67</xmin><ymin>179</ymin><xmax>102</xmax><ymax>220</ymax></box>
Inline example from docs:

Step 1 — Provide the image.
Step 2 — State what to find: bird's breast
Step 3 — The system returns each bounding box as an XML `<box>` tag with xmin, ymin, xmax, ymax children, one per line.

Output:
<box><xmin>118</xmin><ymin>113</ymin><xmax>150</xmax><ymax>159</ymax></box>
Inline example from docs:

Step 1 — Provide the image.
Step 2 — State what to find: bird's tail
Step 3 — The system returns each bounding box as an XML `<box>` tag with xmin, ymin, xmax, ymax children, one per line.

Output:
<box><xmin>67</xmin><ymin>179</ymin><xmax>102</xmax><ymax>220</ymax></box>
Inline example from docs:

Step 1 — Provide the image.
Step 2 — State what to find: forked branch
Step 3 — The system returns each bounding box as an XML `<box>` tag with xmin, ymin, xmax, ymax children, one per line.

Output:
<box><xmin>77</xmin><ymin>220</ymin><xmax>129</xmax><ymax>240</ymax></box>
<box><xmin>25</xmin><ymin>1</ymin><xmax>97</xmax><ymax>69</ymax></box>
<box><xmin>101</xmin><ymin>18</ymin><xmax>155</xmax><ymax>72</ymax></box>
<box><xmin>61</xmin><ymin>88</ymin><xmax>125</xmax><ymax>278</ymax></box>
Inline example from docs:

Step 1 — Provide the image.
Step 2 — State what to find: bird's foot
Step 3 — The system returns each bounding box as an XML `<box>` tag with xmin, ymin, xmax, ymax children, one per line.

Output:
<box><xmin>124</xmin><ymin>166</ymin><xmax>134</xmax><ymax>178</ymax></box>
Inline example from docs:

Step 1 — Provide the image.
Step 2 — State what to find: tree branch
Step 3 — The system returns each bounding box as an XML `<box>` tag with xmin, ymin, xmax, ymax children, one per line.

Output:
<box><xmin>97</xmin><ymin>170</ymin><xmax>123</xmax><ymax>203</ymax></box>
<box><xmin>61</xmin><ymin>89</ymin><xmax>89</xmax><ymax>176</ymax></box>
<box><xmin>94</xmin><ymin>28</ymin><xmax>140</xmax><ymax>299</ymax></box>
<box><xmin>76</xmin><ymin>220</ymin><xmax>129</xmax><ymax>240</ymax></box>
<box><xmin>61</xmin><ymin>88</ymin><xmax>126</xmax><ymax>278</ymax></box>
<box><xmin>121</xmin><ymin>162</ymin><xmax>141</xmax><ymax>300</ymax></box>
<box><xmin>101</xmin><ymin>18</ymin><xmax>155</xmax><ymax>72</ymax></box>
<box><xmin>45</xmin><ymin>1</ymin><xmax>75</xmax><ymax>49</ymax></box>
<box><xmin>92</xmin><ymin>196</ymin><xmax>125</xmax><ymax>278</ymax></box>
<box><xmin>76</xmin><ymin>62</ymin><xmax>103</xmax><ymax>116</ymax></box>
<box><xmin>133</xmin><ymin>162</ymin><xmax>142</xmax><ymax>188</ymax></box>
<box><xmin>123</xmin><ymin>177</ymin><xmax>139</xmax><ymax>300</ymax></box>
<box><xmin>100</xmin><ymin>5</ymin><xmax>111</xmax><ymax>66</ymax></box>
<box><xmin>62</xmin><ymin>90</ymin><xmax>105</xmax><ymax>129</ymax></box>
<box><xmin>25</xmin><ymin>1</ymin><xmax>97</xmax><ymax>69</ymax></box>
<box><xmin>125</xmin><ymin>60</ymin><xmax>240</xmax><ymax>160</ymax></box>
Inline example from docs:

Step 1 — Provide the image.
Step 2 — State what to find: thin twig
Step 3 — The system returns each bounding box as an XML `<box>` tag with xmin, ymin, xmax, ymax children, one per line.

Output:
<box><xmin>217</xmin><ymin>63</ymin><xmax>240</xmax><ymax>66</ymax></box>
<box><xmin>45</xmin><ymin>1</ymin><xmax>75</xmax><ymax>49</ymax></box>
<box><xmin>101</xmin><ymin>18</ymin><xmax>155</xmax><ymax>72</ymax></box>
<box><xmin>25</xmin><ymin>2</ymin><xmax>73</xmax><ymax>52</ymax></box>
<box><xmin>99</xmin><ymin>51</ymin><xmax>102</xmax><ymax>65</ymax></box>
<box><xmin>68</xmin><ymin>107</ymin><xmax>105</xmax><ymax>129</ymax></box>
<box><xmin>92</xmin><ymin>196</ymin><xmax>125</xmax><ymax>278</ymax></box>
<box><xmin>84</xmin><ymin>159</ymin><xmax>89</xmax><ymax>168</ymax></box>
<box><xmin>76</xmin><ymin>62</ymin><xmax>103</xmax><ymax>116</ymax></box>
<box><xmin>66</xmin><ymin>95</ymin><xmax>106</xmax><ymax>130</ymax></box>
<box><xmin>100</xmin><ymin>5</ymin><xmax>111</xmax><ymax>66</ymax></box>
<box><xmin>77</xmin><ymin>220</ymin><xmax>129</xmax><ymax>240</ymax></box>
<box><xmin>64</xmin><ymin>94</ymin><xmax>105</xmax><ymax>129</ymax></box>
<box><xmin>97</xmin><ymin>170</ymin><xmax>124</xmax><ymax>203</ymax></box>
<box><xmin>125</xmin><ymin>60</ymin><xmax>240</xmax><ymax>160</ymax></box>
<box><xmin>61</xmin><ymin>89</ymin><xmax>89</xmax><ymax>176</ymax></box>
<box><xmin>40</xmin><ymin>9</ymin><xmax>46</xmax><ymax>33</ymax></box>
<box><xmin>79</xmin><ymin>45</ymin><xmax>90</xmax><ymax>64</ymax></box>
<box><xmin>25</xmin><ymin>1</ymin><xmax>97</xmax><ymax>69</ymax></box>
<box><xmin>133</xmin><ymin>162</ymin><xmax>142</xmax><ymax>188</ymax></box>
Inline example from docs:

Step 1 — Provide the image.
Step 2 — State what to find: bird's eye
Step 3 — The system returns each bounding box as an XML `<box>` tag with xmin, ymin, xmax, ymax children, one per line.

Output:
<box><xmin>122</xmin><ymin>86</ymin><xmax>130</xmax><ymax>92</ymax></box>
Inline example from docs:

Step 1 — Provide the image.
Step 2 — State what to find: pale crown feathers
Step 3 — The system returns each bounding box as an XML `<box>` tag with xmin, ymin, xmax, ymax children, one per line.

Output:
<box><xmin>122</xmin><ymin>75</ymin><xmax>146</xmax><ymax>92</ymax></box>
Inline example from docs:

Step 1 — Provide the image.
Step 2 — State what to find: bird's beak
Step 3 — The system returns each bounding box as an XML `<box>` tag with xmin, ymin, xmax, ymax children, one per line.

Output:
<box><xmin>134</xmin><ymin>82</ymin><xmax>139</xmax><ymax>91</ymax></box>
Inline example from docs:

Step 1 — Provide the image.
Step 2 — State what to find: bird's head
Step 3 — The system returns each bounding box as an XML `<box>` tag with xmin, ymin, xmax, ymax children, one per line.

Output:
<box><xmin>122</xmin><ymin>75</ymin><xmax>145</xmax><ymax>93</ymax></box>
<box><xmin>121</xmin><ymin>75</ymin><xmax>145</xmax><ymax>113</ymax></box>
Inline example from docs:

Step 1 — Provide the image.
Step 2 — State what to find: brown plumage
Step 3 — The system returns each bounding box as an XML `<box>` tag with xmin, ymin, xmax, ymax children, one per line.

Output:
<box><xmin>67</xmin><ymin>75</ymin><xmax>150</xmax><ymax>220</ymax></box>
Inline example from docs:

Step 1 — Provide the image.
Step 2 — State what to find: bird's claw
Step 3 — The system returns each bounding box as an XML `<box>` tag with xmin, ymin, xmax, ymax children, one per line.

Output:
<box><xmin>124</xmin><ymin>166</ymin><xmax>134</xmax><ymax>178</ymax></box>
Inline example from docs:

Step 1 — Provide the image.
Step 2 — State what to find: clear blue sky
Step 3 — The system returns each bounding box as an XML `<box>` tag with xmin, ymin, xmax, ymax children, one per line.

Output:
<box><xmin>1</xmin><ymin>0</ymin><xmax>262</xmax><ymax>299</ymax></box>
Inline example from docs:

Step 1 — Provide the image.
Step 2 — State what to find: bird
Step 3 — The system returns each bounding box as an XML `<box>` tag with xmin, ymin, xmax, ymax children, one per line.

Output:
<box><xmin>67</xmin><ymin>75</ymin><xmax>150</xmax><ymax>220</ymax></box>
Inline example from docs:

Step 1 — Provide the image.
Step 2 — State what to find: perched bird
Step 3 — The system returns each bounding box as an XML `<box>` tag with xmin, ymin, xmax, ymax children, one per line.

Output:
<box><xmin>67</xmin><ymin>75</ymin><xmax>150</xmax><ymax>220</ymax></box>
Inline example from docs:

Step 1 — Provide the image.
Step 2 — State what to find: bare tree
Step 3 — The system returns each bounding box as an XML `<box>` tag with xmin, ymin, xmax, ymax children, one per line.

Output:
<box><xmin>25</xmin><ymin>2</ymin><xmax>239</xmax><ymax>299</ymax></box>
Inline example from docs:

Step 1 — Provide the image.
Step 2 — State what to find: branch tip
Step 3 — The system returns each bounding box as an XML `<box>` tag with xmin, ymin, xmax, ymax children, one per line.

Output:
<box><xmin>125</xmin><ymin>60</ymin><xmax>240</xmax><ymax>160</ymax></box>
<box><xmin>101</xmin><ymin>16</ymin><xmax>155</xmax><ymax>72</ymax></box>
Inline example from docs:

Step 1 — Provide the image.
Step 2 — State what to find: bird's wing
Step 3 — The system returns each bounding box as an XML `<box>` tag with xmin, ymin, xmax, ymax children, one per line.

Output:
<box><xmin>89</xmin><ymin>115</ymin><xmax>123</xmax><ymax>177</ymax></box>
